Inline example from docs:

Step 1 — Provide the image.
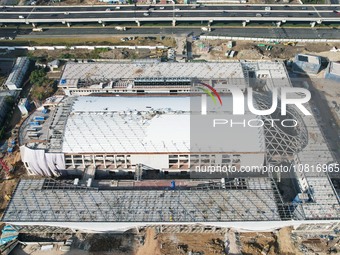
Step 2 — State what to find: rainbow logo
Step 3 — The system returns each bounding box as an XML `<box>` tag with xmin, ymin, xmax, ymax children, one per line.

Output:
<box><xmin>197</xmin><ymin>82</ymin><xmax>223</xmax><ymax>106</ymax></box>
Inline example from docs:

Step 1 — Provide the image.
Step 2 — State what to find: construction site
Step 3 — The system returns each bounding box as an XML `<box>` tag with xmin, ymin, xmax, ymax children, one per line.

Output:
<box><xmin>0</xmin><ymin>36</ymin><xmax>339</xmax><ymax>254</ymax></box>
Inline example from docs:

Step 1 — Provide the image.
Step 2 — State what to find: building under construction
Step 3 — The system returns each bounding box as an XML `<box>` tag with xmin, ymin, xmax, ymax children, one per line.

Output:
<box><xmin>2</xmin><ymin>61</ymin><xmax>339</xmax><ymax>232</ymax></box>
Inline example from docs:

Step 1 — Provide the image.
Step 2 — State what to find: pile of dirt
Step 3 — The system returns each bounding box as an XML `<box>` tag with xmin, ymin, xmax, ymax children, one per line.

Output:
<box><xmin>240</xmin><ymin>232</ymin><xmax>279</xmax><ymax>255</ymax></box>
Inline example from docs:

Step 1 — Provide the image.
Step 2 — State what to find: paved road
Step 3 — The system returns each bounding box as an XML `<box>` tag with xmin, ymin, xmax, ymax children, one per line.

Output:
<box><xmin>0</xmin><ymin>4</ymin><xmax>339</xmax><ymax>23</ymax></box>
<box><xmin>0</xmin><ymin>4</ymin><xmax>339</xmax><ymax>12</ymax></box>
<box><xmin>1</xmin><ymin>27</ymin><xmax>336</xmax><ymax>40</ymax></box>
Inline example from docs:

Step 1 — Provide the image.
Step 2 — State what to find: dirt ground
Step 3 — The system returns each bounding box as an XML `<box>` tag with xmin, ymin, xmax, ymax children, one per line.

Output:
<box><xmin>158</xmin><ymin>233</ymin><xmax>225</xmax><ymax>255</ymax></box>
<box><xmin>240</xmin><ymin>232</ymin><xmax>279</xmax><ymax>255</ymax></box>
<box><xmin>0</xmin><ymin>178</ymin><xmax>17</xmax><ymax>216</ymax></box>
<box><xmin>136</xmin><ymin>228</ymin><xmax>161</xmax><ymax>255</ymax></box>
<box><xmin>239</xmin><ymin>227</ymin><xmax>305</xmax><ymax>255</ymax></box>
<box><xmin>193</xmin><ymin>40</ymin><xmax>340</xmax><ymax>61</ymax></box>
<box><xmin>7</xmin><ymin>226</ymin><xmax>340</xmax><ymax>255</ymax></box>
<box><xmin>277</xmin><ymin>227</ymin><xmax>303</xmax><ymax>255</ymax></box>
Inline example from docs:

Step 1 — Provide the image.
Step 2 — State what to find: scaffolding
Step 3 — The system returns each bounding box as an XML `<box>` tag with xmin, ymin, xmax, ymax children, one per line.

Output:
<box><xmin>47</xmin><ymin>97</ymin><xmax>75</xmax><ymax>152</ymax></box>
<box><xmin>2</xmin><ymin>178</ymin><xmax>286</xmax><ymax>223</ymax></box>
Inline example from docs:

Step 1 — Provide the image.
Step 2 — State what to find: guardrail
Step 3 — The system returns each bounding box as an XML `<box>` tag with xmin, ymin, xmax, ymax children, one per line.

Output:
<box><xmin>0</xmin><ymin>45</ymin><xmax>168</xmax><ymax>51</ymax></box>
<box><xmin>200</xmin><ymin>35</ymin><xmax>340</xmax><ymax>43</ymax></box>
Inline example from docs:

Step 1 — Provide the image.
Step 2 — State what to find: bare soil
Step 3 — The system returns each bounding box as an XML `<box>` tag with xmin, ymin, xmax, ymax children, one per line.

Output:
<box><xmin>136</xmin><ymin>228</ymin><xmax>161</xmax><ymax>255</ymax></box>
<box><xmin>158</xmin><ymin>232</ymin><xmax>225</xmax><ymax>255</ymax></box>
<box><xmin>193</xmin><ymin>40</ymin><xmax>340</xmax><ymax>61</ymax></box>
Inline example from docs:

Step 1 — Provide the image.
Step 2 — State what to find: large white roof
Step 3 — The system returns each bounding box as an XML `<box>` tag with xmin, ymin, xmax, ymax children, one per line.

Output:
<box><xmin>62</xmin><ymin>96</ymin><xmax>264</xmax><ymax>154</ymax></box>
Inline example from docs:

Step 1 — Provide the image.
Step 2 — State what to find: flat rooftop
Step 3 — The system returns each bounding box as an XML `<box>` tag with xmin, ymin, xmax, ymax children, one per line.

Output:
<box><xmin>295</xmin><ymin>54</ymin><xmax>321</xmax><ymax>64</ymax></box>
<box><xmin>60</xmin><ymin>96</ymin><xmax>264</xmax><ymax>154</ymax></box>
<box><xmin>329</xmin><ymin>61</ymin><xmax>340</xmax><ymax>75</ymax></box>
<box><xmin>59</xmin><ymin>62</ymin><xmax>246</xmax><ymax>88</ymax></box>
<box><xmin>2</xmin><ymin>178</ymin><xmax>281</xmax><ymax>223</ymax></box>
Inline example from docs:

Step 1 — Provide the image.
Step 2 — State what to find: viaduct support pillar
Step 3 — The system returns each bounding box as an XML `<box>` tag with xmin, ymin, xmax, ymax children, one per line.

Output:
<box><xmin>242</xmin><ymin>20</ymin><xmax>249</xmax><ymax>27</ymax></box>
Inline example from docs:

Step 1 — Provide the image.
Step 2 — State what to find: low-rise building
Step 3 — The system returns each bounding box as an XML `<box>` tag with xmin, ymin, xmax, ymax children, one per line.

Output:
<box><xmin>47</xmin><ymin>59</ymin><xmax>60</xmax><ymax>72</ymax></box>
<box><xmin>18</xmin><ymin>98</ymin><xmax>30</xmax><ymax>116</ymax></box>
<box><xmin>5</xmin><ymin>57</ymin><xmax>30</xmax><ymax>91</ymax></box>
<box><xmin>292</xmin><ymin>54</ymin><xmax>322</xmax><ymax>75</ymax></box>
<box><xmin>325</xmin><ymin>61</ymin><xmax>340</xmax><ymax>82</ymax></box>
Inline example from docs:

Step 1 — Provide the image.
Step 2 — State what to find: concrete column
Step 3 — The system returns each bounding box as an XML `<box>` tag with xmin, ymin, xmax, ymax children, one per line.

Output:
<box><xmin>135</xmin><ymin>20</ymin><xmax>140</xmax><ymax>26</ymax></box>
<box><xmin>71</xmin><ymin>155</ymin><xmax>75</xmax><ymax>168</ymax></box>
<box><xmin>32</xmin><ymin>23</ymin><xmax>36</xmax><ymax>28</ymax></box>
<box><xmin>92</xmin><ymin>155</ymin><xmax>96</xmax><ymax>167</ymax></box>
<box><xmin>310</xmin><ymin>21</ymin><xmax>316</xmax><ymax>28</ymax></box>
<box><xmin>103</xmin><ymin>155</ymin><xmax>107</xmax><ymax>169</ymax></box>
<box><xmin>172</xmin><ymin>19</ymin><xmax>176</xmax><ymax>27</ymax></box>
<box><xmin>276</xmin><ymin>21</ymin><xmax>281</xmax><ymax>27</ymax></box>
<box><xmin>242</xmin><ymin>21</ymin><xmax>247</xmax><ymax>27</ymax></box>
<box><xmin>98</xmin><ymin>20</ymin><xmax>105</xmax><ymax>27</ymax></box>
<box><xmin>67</xmin><ymin>22</ymin><xmax>71</xmax><ymax>27</ymax></box>
<box><xmin>82</xmin><ymin>155</ymin><xmax>85</xmax><ymax>168</ymax></box>
<box><xmin>208</xmin><ymin>19</ymin><xmax>213</xmax><ymax>26</ymax></box>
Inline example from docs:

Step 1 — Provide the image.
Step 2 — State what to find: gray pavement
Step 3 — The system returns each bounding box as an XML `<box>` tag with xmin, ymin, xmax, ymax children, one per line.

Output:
<box><xmin>6</xmin><ymin>27</ymin><xmax>340</xmax><ymax>40</ymax></box>
<box><xmin>0</xmin><ymin>4</ymin><xmax>339</xmax><ymax>23</ymax></box>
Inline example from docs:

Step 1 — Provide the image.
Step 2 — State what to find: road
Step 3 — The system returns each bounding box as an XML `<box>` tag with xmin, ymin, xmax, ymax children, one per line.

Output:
<box><xmin>0</xmin><ymin>4</ymin><xmax>339</xmax><ymax>24</ymax></box>
<box><xmin>0</xmin><ymin>27</ymin><xmax>338</xmax><ymax>40</ymax></box>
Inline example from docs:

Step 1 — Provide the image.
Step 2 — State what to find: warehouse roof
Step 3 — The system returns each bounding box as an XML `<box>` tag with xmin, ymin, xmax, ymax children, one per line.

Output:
<box><xmin>61</xmin><ymin>96</ymin><xmax>265</xmax><ymax>154</ymax></box>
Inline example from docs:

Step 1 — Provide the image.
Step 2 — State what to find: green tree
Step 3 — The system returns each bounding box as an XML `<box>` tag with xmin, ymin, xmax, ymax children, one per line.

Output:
<box><xmin>29</xmin><ymin>69</ymin><xmax>47</xmax><ymax>86</ymax></box>
<box><xmin>4</xmin><ymin>96</ymin><xmax>14</xmax><ymax>107</ymax></box>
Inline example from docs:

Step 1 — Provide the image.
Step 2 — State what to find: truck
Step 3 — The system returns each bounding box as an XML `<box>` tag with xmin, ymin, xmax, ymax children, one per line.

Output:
<box><xmin>115</xmin><ymin>26</ymin><xmax>126</xmax><ymax>31</ymax></box>
<box><xmin>27</xmin><ymin>127</ymin><xmax>39</xmax><ymax>132</ymax></box>
<box><xmin>33</xmin><ymin>116</ymin><xmax>45</xmax><ymax>121</ymax></box>
<box><xmin>29</xmin><ymin>121</ymin><xmax>40</xmax><ymax>126</ymax></box>
<box><xmin>283</xmin><ymin>41</ymin><xmax>297</xmax><ymax>46</ymax></box>
<box><xmin>201</xmin><ymin>27</ymin><xmax>211</xmax><ymax>32</ymax></box>
<box><xmin>27</xmin><ymin>132</ymin><xmax>39</xmax><ymax>138</ymax></box>
<box><xmin>32</xmin><ymin>27</ymin><xmax>43</xmax><ymax>32</ymax></box>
